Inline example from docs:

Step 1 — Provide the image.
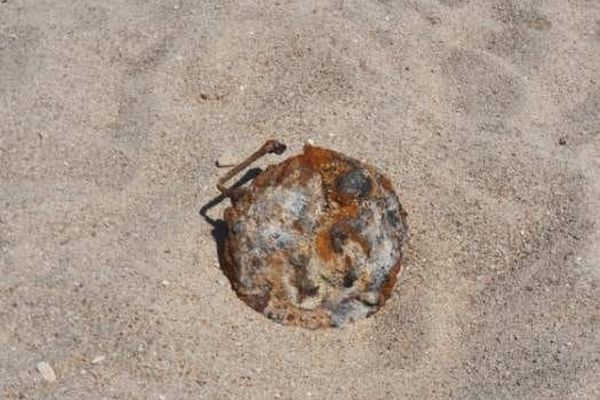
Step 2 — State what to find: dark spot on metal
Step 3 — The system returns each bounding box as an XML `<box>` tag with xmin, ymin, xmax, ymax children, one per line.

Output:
<box><xmin>336</xmin><ymin>168</ymin><xmax>373</xmax><ymax>200</ymax></box>
<box><xmin>330</xmin><ymin>224</ymin><xmax>348</xmax><ymax>253</ymax></box>
<box><xmin>343</xmin><ymin>269</ymin><xmax>358</xmax><ymax>288</ymax></box>
<box><xmin>298</xmin><ymin>277</ymin><xmax>319</xmax><ymax>298</ymax></box>
<box><xmin>386</xmin><ymin>208</ymin><xmax>400</xmax><ymax>228</ymax></box>
<box><xmin>290</xmin><ymin>252</ymin><xmax>310</xmax><ymax>268</ymax></box>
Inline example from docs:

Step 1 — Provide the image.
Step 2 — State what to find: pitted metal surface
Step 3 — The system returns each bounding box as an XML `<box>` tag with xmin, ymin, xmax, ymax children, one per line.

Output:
<box><xmin>220</xmin><ymin>143</ymin><xmax>408</xmax><ymax>328</ymax></box>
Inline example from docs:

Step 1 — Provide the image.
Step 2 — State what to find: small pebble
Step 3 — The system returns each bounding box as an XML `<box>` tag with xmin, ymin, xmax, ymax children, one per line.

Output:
<box><xmin>558</xmin><ymin>137</ymin><xmax>567</xmax><ymax>145</ymax></box>
<box><xmin>161</xmin><ymin>280</ymin><xmax>170</xmax><ymax>287</ymax></box>
<box><xmin>36</xmin><ymin>361</ymin><xmax>57</xmax><ymax>382</ymax></box>
<box><xmin>91</xmin><ymin>355</ymin><xmax>106</xmax><ymax>364</ymax></box>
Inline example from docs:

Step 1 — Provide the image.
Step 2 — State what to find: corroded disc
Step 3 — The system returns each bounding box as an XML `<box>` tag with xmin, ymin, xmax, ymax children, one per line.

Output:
<box><xmin>222</xmin><ymin>144</ymin><xmax>408</xmax><ymax>328</ymax></box>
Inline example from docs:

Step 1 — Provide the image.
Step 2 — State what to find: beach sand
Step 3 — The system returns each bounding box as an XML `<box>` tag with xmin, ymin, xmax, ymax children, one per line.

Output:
<box><xmin>1</xmin><ymin>1</ymin><xmax>599</xmax><ymax>398</ymax></box>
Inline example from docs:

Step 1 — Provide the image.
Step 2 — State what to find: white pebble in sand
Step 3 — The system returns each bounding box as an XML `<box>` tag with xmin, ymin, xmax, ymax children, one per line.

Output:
<box><xmin>36</xmin><ymin>361</ymin><xmax>57</xmax><ymax>382</ymax></box>
<box><xmin>91</xmin><ymin>355</ymin><xmax>106</xmax><ymax>364</ymax></box>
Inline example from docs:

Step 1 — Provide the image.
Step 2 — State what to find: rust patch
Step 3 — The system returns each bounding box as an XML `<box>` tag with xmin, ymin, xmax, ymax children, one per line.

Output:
<box><xmin>220</xmin><ymin>142</ymin><xmax>409</xmax><ymax>328</ymax></box>
<box><xmin>315</xmin><ymin>228</ymin><xmax>335</xmax><ymax>262</ymax></box>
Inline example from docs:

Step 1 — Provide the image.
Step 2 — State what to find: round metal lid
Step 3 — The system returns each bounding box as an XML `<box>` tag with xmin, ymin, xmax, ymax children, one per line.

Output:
<box><xmin>219</xmin><ymin>141</ymin><xmax>408</xmax><ymax>328</ymax></box>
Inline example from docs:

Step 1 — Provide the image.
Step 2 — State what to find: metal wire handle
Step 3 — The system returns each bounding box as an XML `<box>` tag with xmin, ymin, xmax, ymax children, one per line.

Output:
<box><xmin>217</xmin><ymin>139</ymin><xmax>287</xmax><ymax>198</ymax></box>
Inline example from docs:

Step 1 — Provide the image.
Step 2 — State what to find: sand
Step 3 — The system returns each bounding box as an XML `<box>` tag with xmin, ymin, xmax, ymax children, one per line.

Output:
<box><xmin>1</xmin><ymin>0</ymin><xmax>599</xmax><ymax>399</ymax></box>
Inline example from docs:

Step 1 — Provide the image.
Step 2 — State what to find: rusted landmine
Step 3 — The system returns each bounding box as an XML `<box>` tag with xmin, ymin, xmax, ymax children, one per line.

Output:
<box><xmin>219</xmin><ymin>141</ymin><xmax>408</xmax><ymax>328</ymax></box>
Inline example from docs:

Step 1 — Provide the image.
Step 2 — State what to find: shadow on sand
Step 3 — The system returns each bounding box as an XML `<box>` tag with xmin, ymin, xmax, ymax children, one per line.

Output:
<box><xmin>198</xmin><ymin>168</ymin><xmax>262</xmax><ymax>283</ymax></box>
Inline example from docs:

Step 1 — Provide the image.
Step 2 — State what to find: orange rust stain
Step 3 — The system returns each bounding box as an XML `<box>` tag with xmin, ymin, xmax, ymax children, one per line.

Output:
<box><xmin>299</xmin><ymin>144</ymin><xmax>336</xmax><ymax>170</ymax></box>
<box><xmin>253</xmin><ymin>160</ymin><xmax>289</xmax><ymax>188</ymax></box>
<box><xmin>265</xmin><ymin>253</ymin><xmax>287</xmax><ymax>297</ymax></box>
<box><xmin>292</xmin><ymin>220</ymin><xmax>304</xmax><ymax>233</ymax></box>
<box><xmin>314</xmin><ymin>202</ymin><xmax>358</xmax><ymax>262</ymax></box>
<box><xmin>338</xmin><ymin>202</ymin><xmax>359</xmax><ymax>218</ymax></box>
<box><xmin>298</xmin><ymin>145</ymin><xmax>367</xmax><ymax>207</ymax></box>
<box><xmin>379</xmin><ymin>174</ymin><xmax>394</xmax><ymax>192</ymax></box>
<box><xmin>253</xmin><ymin>154</ymin><xmax>320</xmax><ymax>191</ymax></box>
<box><xmin>305</xmin><ymin>149</ymin><xmax>348</xmax><ymax>194</ymax></box>
<box><xmin>315</xmin><ymin>228</ymin><xmax>335</xmax><ymax>262</ymax></box>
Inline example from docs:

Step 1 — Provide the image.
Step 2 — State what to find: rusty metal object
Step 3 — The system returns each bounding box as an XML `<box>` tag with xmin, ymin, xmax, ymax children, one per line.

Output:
<box><xmin>218</xmin><ymin>141</ymin><xmax>408</xmax><ymax>328</ymax></box>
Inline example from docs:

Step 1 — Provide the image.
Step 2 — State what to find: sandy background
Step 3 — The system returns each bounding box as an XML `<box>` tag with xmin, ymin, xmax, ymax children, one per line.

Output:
<box><xmin>1</xmin><ymin>0</ymin><xmax>599</xmax><ymax>399</ymax></box>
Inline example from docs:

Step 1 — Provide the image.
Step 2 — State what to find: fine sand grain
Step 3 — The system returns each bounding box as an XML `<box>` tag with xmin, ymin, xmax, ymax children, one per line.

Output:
<box><xmin>1</xmin><ymin>1</ymin><xmax>599</xmax><ymax>399</ymax></box>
